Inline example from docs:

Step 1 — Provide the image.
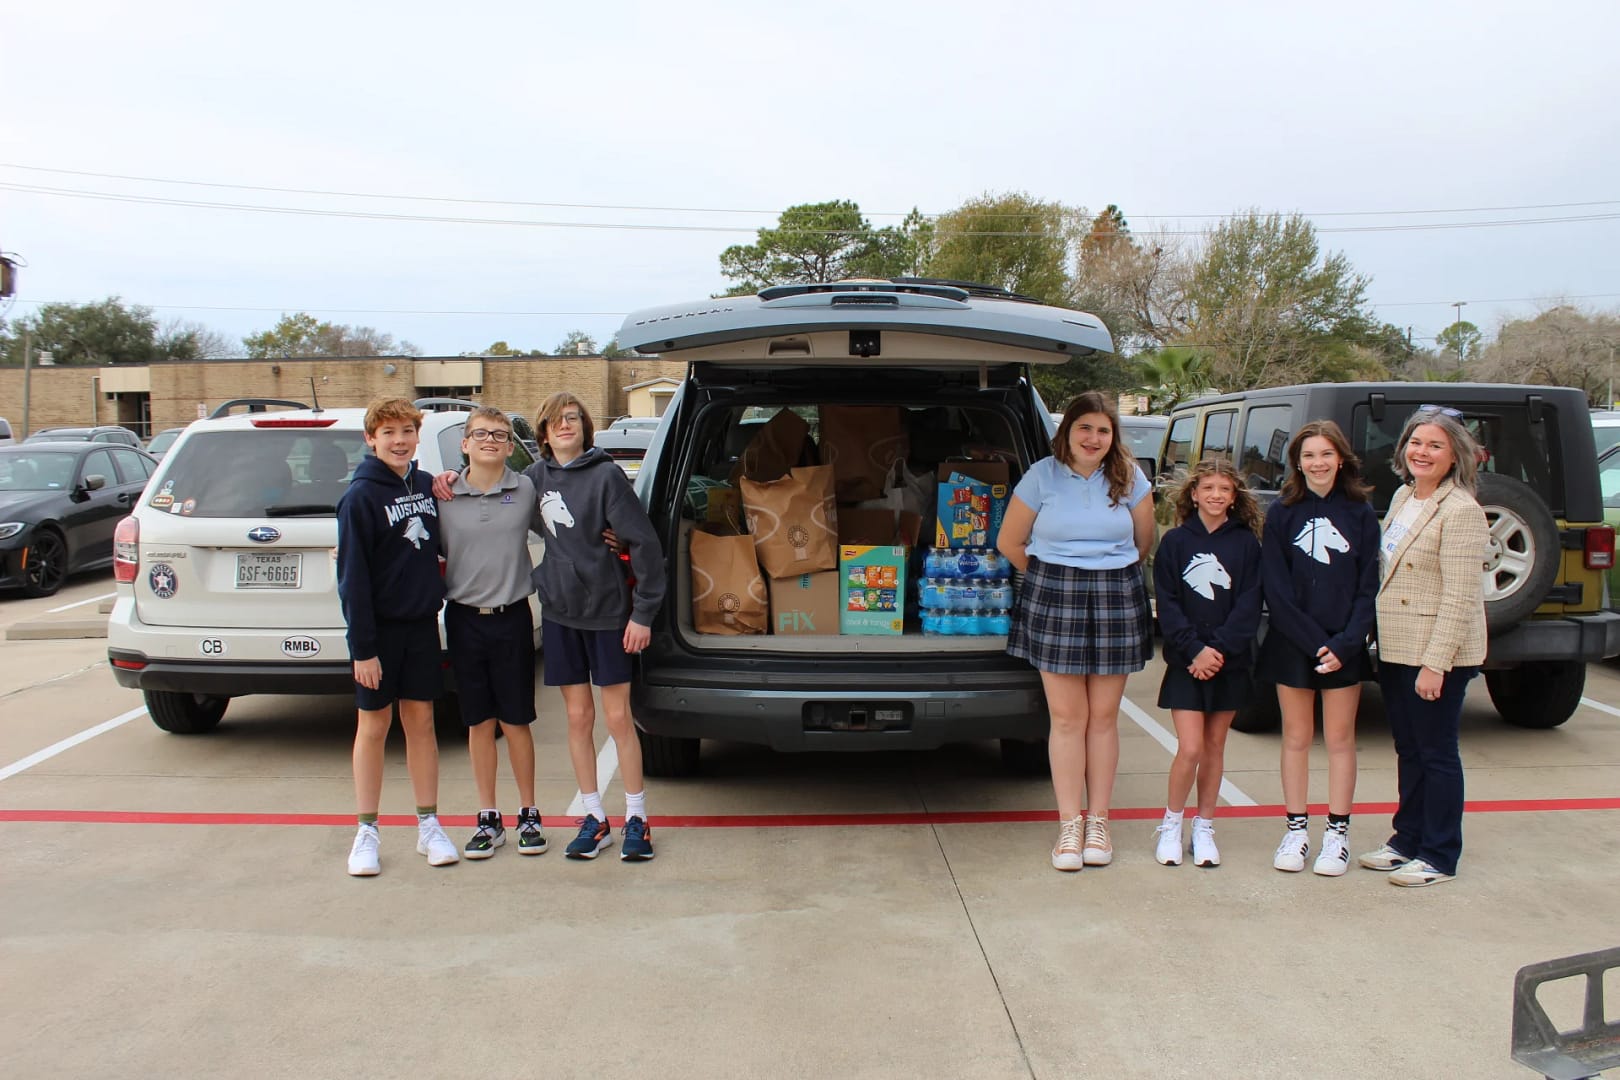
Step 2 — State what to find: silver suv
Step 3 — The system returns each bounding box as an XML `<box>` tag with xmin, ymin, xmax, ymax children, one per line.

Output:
<box><xmin>107</xmin><ymin>397</ymin><xmax>541</xmax><ymax>733</ymax></box>
<box><xmin>617</xmin><ymin>279</ymin><xmax>1113</xmax><ymax>776</ymax></box>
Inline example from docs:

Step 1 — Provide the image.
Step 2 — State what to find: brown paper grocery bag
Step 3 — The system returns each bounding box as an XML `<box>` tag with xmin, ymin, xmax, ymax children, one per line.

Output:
<box><xmin>739</xmin><ymin>465</ymin><xmax>839</xmax><ymax>578</ymax></box>
<box><xmin>737</xmin><ymin>408</ymin><xmax>813</xmax><ymax>482</ymax></box>
<box><xmin>689</xmin><ymin>526</ymin><xmax>768</xmax><ymax>635</ymax></box>
<box><xmin>818</xmin><ymin>405</ymin><xmax>909</xmax><ymax>502</ymax></box>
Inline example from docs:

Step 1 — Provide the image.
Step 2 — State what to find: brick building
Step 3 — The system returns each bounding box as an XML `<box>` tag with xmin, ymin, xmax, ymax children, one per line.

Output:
<box><xmin>0</xmin><ymin>354</ymin><xmax>688</xmax><ymax>439</ymax></box>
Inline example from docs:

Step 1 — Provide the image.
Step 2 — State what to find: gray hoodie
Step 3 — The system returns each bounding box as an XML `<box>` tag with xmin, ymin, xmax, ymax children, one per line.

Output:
<box><xmin>523</xmin><ymin>447</ymin><xmax>666</xmax><ymax>631</ymax></box>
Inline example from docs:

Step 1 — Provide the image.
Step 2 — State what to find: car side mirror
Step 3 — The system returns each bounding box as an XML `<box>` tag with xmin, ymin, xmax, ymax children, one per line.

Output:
<box><xmin>83</xmin><ymin>473</ymin><xmax>107</xmax><ymax>492</ymax></box>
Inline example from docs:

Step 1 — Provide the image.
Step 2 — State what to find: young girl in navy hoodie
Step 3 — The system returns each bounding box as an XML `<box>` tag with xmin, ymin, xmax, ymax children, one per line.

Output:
<box><xmin>1151</xmin><ymin>458</ymin><xmax>1263</xmax><ymax>868</ymax></box>
<box><xmin>1254</xmin><ymin>420</ymin><xmax>1381</xmax><ymax>877</ymax></box>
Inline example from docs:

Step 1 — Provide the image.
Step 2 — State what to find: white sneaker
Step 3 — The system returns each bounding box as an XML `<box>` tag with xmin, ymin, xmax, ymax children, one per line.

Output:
<box><xmin>1082</xmin><ymin>816</ymin><xmax>1113</xmax><ymax>866</ymax></box>
<box><xmin>1357</xmin><ymin>842</ymin><xmax>1411</xmax><ymax>871</ymax></box>
<box><xmin>1191</xmin><ymin>817</ymin><xmax>1220</xmax><ymax>868</ymax></box>
<box><xmin>1314</xmin><ymin>829</ymin><xmax>1350</xmax><ymax>876</ymax></box>
<box><xmin>1153</xmin><ymin>813</ymin><xmax>1183</xmax><ymax>866</ymax></box>
<box><xmin>1388</xmin><ymin>858</ymin><xmax>1455</xmax><ymax>888</ymax></box>
<box><xmin>347</xmin><ymin>824</ymin><xmax>380</xmax><ymax>877</ymax></box>
<box><xmin>1273</xmin><ymin>828</ymin><xmax>1309</xmax><ymax>872</ymax></box>
<box><xmin>416</xmin><ymin>816</ymin><xmax>460</xmax><ymax>866</ymax></box>
<box><xmin>1051</xmin><ymin>816</ymin><xmax>1085</xmax><ymax>872</ymax></box>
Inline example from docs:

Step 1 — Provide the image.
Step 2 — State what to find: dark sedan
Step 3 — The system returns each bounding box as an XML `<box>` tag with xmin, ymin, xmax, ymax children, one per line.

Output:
<box><xmin>0</xmin><ymin>443</ymin><xmax>157</xmax><ymax>597</ymax></box>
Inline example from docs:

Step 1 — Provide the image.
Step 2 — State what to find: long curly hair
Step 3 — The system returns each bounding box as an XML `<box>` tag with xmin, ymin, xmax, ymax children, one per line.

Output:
<box><xmin>1052</xmin><ymin>390</ymin><xmax>1137</xmax><ymax>507</ymax></box>
<box><xmin>1278</xmin><ymin>419</ymin><xmax>1372</xmax><ymax>505</ymax></box>
<box><xmin>1173</xmin><ymin>458</ymin><xmax>1262</xmax><ymax>536</ymax></box>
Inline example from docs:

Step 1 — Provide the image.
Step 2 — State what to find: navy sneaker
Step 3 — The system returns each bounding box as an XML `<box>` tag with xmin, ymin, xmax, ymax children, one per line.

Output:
<box><xmin>516</xmin><ymin>807</ymin><xmax>547</xmax><ymax>855</ymax></box>
<box><xmin>565</xmin><ymin>815</ymin><xmax>614</xmax><ymax>859</ymax></box>
<box><xmin>463</xmin><ymin>810</ymin><xmax>505</xmax><ymax>860</ymax></box>
<box><xmin>620</xmin><ymin>815</ymin><xmax>655</xmax><ymax>862</ymax></box>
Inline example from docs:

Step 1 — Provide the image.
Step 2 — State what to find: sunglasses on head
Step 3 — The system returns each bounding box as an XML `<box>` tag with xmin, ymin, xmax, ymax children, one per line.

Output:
<box><xmin>1417</xmin><ymin>404</ymin><xmax>1464</xmax><ymax>419</ymax></box>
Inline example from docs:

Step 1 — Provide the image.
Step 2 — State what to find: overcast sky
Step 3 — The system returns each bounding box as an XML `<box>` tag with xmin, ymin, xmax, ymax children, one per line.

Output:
<box><xmin>4</xmin><ymin>1</ymin><xmax>1618</xmax><ymax>360</ymax></box>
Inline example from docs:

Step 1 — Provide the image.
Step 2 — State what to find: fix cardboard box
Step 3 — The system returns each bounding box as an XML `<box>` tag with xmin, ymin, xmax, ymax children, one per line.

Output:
<box><xmin>933</xmin><ymin>460</ymin><xmax>1010</xmax><ymax>548</ymax></box>
<box><xmin>768</xmin><ymin>570</ymin><xmax>839</xmax><ymax>635</ymax></box>
<box><xmin>839</xmin><ymin>544</ymin><xmax>908</xmax><ymax>635</ymax></box>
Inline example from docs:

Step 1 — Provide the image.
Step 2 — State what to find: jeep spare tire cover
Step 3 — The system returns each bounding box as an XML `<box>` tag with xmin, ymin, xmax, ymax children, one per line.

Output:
<box><xmin>1476</xmin><ymin>472</ymin><xmax>1560</xmax><ymax>631</ymax></box>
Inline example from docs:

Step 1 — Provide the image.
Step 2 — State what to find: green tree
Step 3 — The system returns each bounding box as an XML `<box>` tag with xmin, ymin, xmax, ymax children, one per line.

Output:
<box><xmin>1132</xmin><ymin>346</ymin><xmax>1212</xmax><ymax>412</ymax></box>
<box><xmin>923</xmin><ymin>192</ymin><xmax>1079</xmax><ymax>304</ymax></box>
<box><xmin>553</xmin><ymin>330</ymin><xmax>598</xmax><ymax>355</ymax></box>
<box><xmin>718</xmin><ymin>200</ymin><xmax>920</xmax><ymax>294</ymax></box>
<box><xmin>2</xmin><ymin>297</ymin><xmax>167</xmax><ymax>365</ymax></box>
<box><xmin>480</xmin><ymin>341</ymin><xmax>541</xmax><ymax>356</ymax></box>
<box><xmin>600</xmin><ymin>337</ymin><xmax>633</xmax><ymax>358</ymax></box>
<box><xmin>1180</xmin><ymin>211</ymin><xmax>1379</xmax><ymax>389</ymax></box>
<box><xmin>244</xmin><ymin>313</ymin><xmax>418</xmax><ymax>358</ymax></box>
<box><xmin>1435</xmin><ymin>320</ymin><xmax>1483</xmax><ymax>367</ymax></box>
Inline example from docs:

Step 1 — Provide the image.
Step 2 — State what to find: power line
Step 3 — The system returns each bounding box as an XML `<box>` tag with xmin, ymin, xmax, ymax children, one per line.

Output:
<box><xmin>3</xmin><ymin>162</ymin><xmax>1618</xmax><ymax>221</ymax></box>
<box><xmin>8</xmin><ymin>180</ymin><xmax>1620</xmax><ymax>237</ymax></box>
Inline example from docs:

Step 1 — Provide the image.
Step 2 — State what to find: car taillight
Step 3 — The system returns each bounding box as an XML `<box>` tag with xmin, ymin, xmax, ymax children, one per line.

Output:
<box><xmin>114</xmin><ymin>516</ymin><xmax>140</xmax><ymax>583</ymax></box>
<box><xmin>1585</xmin><ymin>525</ymin><xmax>1615</xmax><ymax>570</ymax></box>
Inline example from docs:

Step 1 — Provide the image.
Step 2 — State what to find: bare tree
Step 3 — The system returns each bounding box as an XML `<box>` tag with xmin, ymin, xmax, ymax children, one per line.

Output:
<box><xmin>1474</xmin><ymin>304</ymin><xmax>1620</xmax><ymax>404</ymax></box>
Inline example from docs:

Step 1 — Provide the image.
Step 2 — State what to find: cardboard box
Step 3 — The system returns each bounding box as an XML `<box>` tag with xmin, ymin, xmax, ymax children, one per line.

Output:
<box><xmin>840</xmin><ymin>545</ymin><xmax>908</xmax><ymax>635</ymax></box>
<box><xmin>933</xmin><ymin>461</ymin><xmax>1010</xmax><ymax>548</ymax></box>
<box><xmin>768</xmin><ymin>570</ymin><xmax>840</xmax><ymax>635</ymax></box>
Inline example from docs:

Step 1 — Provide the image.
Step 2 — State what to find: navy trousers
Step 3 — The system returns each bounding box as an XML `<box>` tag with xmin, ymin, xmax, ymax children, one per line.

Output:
<box><xmin>1378</xmin><ymin>661</ymin><xmax>1478</xmax><ymax>876</ymax></box>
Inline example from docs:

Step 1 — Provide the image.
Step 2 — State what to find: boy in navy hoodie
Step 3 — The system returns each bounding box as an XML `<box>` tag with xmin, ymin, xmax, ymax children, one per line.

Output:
<box><xmin>1151</xmin><ymin>458</ymin><xmax>1263</xmax><ymax>868</ymax></box>
<box><xmin>336</xmin><ymin>398</ymin><xmax>456</xmax><ymax>877</ymax></box>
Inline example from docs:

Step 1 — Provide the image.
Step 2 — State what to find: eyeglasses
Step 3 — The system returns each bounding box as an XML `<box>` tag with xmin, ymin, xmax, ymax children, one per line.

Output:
<box><xmin>1417</xmin><ymin>404</ymin><xmax>1464</xmax><ymax>419</ymax></box>
<box><xmin>466</xmin><ymin>429</ymin><xmax>512</xmax><ymax>443</ymax></box>
<box><xmin>552</xmin><ymin>412</ymin><xmax>584</xmax><ymax>426</ymax></box>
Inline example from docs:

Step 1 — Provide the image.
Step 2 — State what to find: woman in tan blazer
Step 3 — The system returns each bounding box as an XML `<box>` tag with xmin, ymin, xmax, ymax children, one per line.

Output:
<box><xmin>1360</xmin><ymin>406</ymin><xmax>1488</xmax><ymax>887</ymax></box>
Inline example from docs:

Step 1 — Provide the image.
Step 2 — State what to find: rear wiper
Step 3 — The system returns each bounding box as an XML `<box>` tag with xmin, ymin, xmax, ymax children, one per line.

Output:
<box><xmin>264</xmin><ymin>503</ymin><xmax>338</xmax><ymax>517</ymax></box>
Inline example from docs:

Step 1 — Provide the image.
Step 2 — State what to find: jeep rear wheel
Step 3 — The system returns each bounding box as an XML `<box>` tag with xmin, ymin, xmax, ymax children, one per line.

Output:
<box><xmin>638</xmin><ymin>729</ymin><xmax>700</xmax><ymax>777</ymax></box>
<box><xmin>146</xmin><ymin>690</ymin><xmax>228</xmax><ymax>734</ymax></box>
<box><xmin>1484</xmin><ymin>661</ymin><xmax>1585</xmax><ymax>729</ymax></box>
<box><xmin>1477</xmin><ymin>473</ymin><xmax>1561</xmax><ymax>631</ymax></box>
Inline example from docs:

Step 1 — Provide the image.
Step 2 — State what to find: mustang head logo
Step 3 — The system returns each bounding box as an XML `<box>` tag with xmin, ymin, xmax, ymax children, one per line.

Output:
<box><xmin>1182</xmin><ymin>552</ymin><xmax>1232</xmax><ymax>601</ymax></box>
<box><xmin>1293</xmin><ymin>517</ymin><xmax>1350</xmax><ymax>565</ymax></box>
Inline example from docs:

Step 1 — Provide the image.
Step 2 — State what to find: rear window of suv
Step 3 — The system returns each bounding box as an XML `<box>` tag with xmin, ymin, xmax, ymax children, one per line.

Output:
<box><xmin>156</xmin><ymin>430</ymin><xmax>366</xmax><ymax>517</ymax></box>
<box><xmin>1354</xmin><ymin>403</ymin><xmax>1565</xmax><ymax>515</ymax></box>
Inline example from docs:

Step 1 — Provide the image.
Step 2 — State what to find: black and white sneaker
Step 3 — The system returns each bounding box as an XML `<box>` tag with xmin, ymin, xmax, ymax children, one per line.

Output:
<box><xmin>1273</xmin><ymin>828</ymin><xmax>1309</xmax><ymax>872</ymax></box>
<box><xmin>464</xmin><ymin>810</ymin><xmax>506</xmax><ymax>860</ymax></box>
<box><xmin>1313</xmin><ymin>829</ymin><xmax>1350</xmax><ymax>877</ymax></box>
<box><xmin>516</xmin><ymin>807</ymin><xmax>547</xmax><ymax>855</ymax></box>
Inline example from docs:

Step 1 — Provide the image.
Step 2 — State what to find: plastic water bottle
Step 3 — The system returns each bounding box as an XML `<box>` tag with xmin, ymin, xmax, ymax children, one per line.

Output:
<box><xmin>949</xmin><ymin>584</ymin><xmax>981</xmax><ymax>611</ymax></box>
<box><xmin>921</xmin><ymin>610</ymin><xmax>947</xmax><ymax>635</ymax></box>
<box><xmin>954</xmin><ymin>549</ymin><xmax>983</xmax><ymax>580</ymax></box>
<box><xmin>920</xmin><ymin>579</ymin><xmax>951</xmax><ymax>609</ymax></box>
<box><xmin>923</xmin><ymin>549</ymin><xmax>959</xmax><ymax>579</ymax></box>
<box><xmin>957</xmin><ymin>609</ymin><xmax>983</xmax><ymax>635</ymax></box>
<box><xmin>976</xmin><ymin>550</ymin><xmax>1009</xmax><ymax>580</ymax></box>
<box><xmin>984</xmin><ymin>609</ymin><xmax>1011</xmax><ymax>635</ymax></box>
<box><xmin>980</xmin><ymin>580</ymin><xmax>1013</xmax><ymax>609</ymax></box>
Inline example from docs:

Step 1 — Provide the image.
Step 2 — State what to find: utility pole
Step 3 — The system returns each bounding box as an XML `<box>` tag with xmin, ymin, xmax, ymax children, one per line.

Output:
<box><xmin>1452</xmin><ymin>301</ymin><xmax>1468</xmax><ymax>371</ymax></box>
<box><xmin>22</xmin><ymin>331</ymin><xmax>32</xmax><ymax>438</ymax></box>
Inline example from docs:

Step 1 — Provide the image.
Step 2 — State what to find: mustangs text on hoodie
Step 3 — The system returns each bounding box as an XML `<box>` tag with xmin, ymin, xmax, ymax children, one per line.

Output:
<box><xmin>336</xmin><ymin>455</ymin><xmax>447</xmax><ymax>662</ymax></box>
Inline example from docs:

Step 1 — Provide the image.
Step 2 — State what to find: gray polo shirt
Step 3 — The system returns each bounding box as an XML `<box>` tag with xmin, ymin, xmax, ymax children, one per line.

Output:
<box><xmin>438</xmin><ymin>467</ymin><xmax>538</xmax><ymax>609</ymax></box>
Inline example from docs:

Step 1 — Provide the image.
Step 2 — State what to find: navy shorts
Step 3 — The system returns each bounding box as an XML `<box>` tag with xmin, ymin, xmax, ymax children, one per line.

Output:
<box><xmin>542</xmin><ymin>618</ymin><xmax>633</xmax><ymax>687</ymax></box>
<box><xmin>1254</xmin><ymin>631</ymin><xmax>1363</xmax><ymax>691</ymax></box>
<box><xmin>445</xmin><ymin>600</ymin><xmax>536</xmax><ymax>727</ymax></box>
<box><xmin>354</xmin><ymin>616</ymin><xmax>444</xmax><ymax>711</ymax></box>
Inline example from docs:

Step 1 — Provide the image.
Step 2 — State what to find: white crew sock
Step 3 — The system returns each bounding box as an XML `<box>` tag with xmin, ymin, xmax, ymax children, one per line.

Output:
<box><xmin>625</xmin><ymin>790</ymin><xmax>647</xmax><ymax>821</ymax></box>
<box><xmin>580</xmin><ymin>791</ymin><xmax>605</xmax><ymax>822</ymax></box>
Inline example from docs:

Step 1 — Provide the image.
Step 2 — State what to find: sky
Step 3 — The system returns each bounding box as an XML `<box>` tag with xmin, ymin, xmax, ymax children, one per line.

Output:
<box><xmin>3</xmin><ymin>0</ymin><xmax>1619</xmax><ymax>361</ymax></box>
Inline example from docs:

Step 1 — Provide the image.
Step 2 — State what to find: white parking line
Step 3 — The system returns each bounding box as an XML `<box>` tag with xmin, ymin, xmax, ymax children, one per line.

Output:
<box><xmin>1118</xmin><ymin>697</ymin><xmax>1258</xmax><ymax>807</ymax></box>
<box><xmin>565</xmin><ymin>737</ymin><xmax>620</xmax><ymax>817</ymax></box>
<box><xmin>1579</xmin><ymin>696</ymin><xmax>1620</xmax><ymax>719</ymax></box>
<box><xmin>0</xmin><ymin>706</ymin><xmax>147</xmax><ymax>783</ymax></box>
<box><xmin>45</xmin><ymin>591</ymin><xmax>116</xmax><ymax>614</ymax></box>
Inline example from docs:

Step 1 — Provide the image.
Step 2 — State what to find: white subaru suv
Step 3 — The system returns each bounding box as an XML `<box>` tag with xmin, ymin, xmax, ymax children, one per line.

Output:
<box><xmin>107</xmin><ymin>397</ymin><xmax>541</xmax><ymax>733</ymax></box>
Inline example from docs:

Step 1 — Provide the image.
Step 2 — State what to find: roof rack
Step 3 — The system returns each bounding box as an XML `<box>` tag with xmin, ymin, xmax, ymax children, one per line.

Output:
<box><xmin>889</xmin><ymin>276</ymin><xmax>1042</xmax><ymax>304</ymax></box>
<box><xmin>209</xmin><ymin>398</ymin><xmax>312</xmax><ymax>419</ymax></box>
<box><xmin>413</xmin><ymin>397</ymin><xmax>480</xmax><ymax>413</ymax></box>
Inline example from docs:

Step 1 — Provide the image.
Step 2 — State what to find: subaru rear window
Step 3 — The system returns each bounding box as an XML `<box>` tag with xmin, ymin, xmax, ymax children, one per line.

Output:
<box><xmin>154</xmin><ymin>430</ymin><xmax>367</xmax><ymax>517</ymax></box>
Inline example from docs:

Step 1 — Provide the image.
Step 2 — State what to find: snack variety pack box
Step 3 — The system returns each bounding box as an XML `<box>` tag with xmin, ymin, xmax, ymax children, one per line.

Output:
<box><xmin>839</xmin><ymin>545</ymin><xmax>908</xmax><ymax>635</ymax></box>
<box><xmin>932</xmin><ymin>462</ymin><xmax>1009</xmax><ymax>549</ymax></box>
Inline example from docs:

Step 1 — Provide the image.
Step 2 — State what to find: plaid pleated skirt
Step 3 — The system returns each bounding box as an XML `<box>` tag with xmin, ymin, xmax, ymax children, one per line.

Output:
<box><xmin>1007</xmin><ymin>557</ymin><xmax>1152</xmax><ymax>675</ymax></box>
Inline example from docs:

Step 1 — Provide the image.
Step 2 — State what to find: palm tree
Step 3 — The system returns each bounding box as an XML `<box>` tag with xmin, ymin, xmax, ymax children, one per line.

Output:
<box><xmin>1133</xmin><ymin>346</ymin><xmax>1211</xmax><ymax>412</ymax></box>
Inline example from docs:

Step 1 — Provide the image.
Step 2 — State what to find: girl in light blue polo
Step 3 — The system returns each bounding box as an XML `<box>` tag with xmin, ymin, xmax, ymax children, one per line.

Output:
<box><xmin>997</xmin><ymin>390</ymin><xmax>1155</xmax><ymax>872</ymax></box>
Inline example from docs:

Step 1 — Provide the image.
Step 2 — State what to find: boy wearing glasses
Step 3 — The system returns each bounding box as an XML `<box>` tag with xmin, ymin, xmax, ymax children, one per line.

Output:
<box><xmin>439</xmin><ymin>406</ymin><xmax>547</xmax><ymax>859</ymax></box>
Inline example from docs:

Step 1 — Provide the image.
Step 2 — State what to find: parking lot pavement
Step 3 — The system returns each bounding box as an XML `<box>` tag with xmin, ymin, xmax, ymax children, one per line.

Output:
<box><xmin>2</xmin><ymin>629</ymin><xmax>1617</xmax><ymax>1079</ymax></box>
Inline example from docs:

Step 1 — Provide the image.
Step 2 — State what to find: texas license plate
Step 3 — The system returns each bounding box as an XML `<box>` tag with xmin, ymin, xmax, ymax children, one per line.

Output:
<box><xmin>236</xmin><ymin>552</ymin><xmax>302</xmax><ymax>589</ymax></box>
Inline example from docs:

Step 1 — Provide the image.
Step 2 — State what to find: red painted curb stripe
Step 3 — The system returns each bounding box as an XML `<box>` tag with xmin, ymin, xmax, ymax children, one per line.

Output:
<box><xmin>0</xmin><ymin>797</ymin><xmax>1615</xmax><ymax>829</ymax></box>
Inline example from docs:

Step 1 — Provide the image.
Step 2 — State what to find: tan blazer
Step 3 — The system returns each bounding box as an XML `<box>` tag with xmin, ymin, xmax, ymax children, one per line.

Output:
<box><xmin>1376</xmin><ymin>479</ymin><xmax>1488</xmax><ymax>670</ymax></box>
